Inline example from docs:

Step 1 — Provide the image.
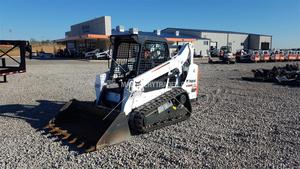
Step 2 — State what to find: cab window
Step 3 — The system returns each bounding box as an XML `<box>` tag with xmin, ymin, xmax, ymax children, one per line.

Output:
<box><xmin>138</xmin><ymin>41</ymin><xmax>169</xmax><ymax>74</ymax></box>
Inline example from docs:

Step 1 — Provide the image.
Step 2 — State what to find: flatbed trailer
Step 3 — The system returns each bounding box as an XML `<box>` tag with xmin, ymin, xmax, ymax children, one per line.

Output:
<box><xmin>0</xmin><ymin>40</ymin><xmax>31</xmax><ymax>83</ymax></box>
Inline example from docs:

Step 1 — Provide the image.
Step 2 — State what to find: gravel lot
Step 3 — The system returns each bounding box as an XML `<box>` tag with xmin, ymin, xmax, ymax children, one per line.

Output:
<box><xmin>1</xmin><ymin>59</ymin><xmax>300</xmax><ymax>168</ymax></box>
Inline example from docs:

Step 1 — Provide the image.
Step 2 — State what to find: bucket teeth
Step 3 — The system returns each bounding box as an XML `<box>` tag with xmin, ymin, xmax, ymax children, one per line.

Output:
<box><xmin>62</xmin><ymin>134</ymin><xmax>71</xmax><ymax>140</ymax></box>
<box><xmin>86</xmin><ymin>146</ymin><xmax>96</xmax><ymax>153</ymax></box>
<box><xmin>44</xmin><ymin>123</ymin><xmax>55</xmax><ymax>129</ymax></box>
<box><xmin>69</xmin><ymin>138</ymin><xmax>77</xmax><ymax>144</ymax></box>
<box><xmin>49</xmin><ymin>127</ymin><xmax>60</xmax><ymax>133</ymax></box>
<box><xmin>54</xmin><ymin>130</ymin><xmax>68</xmax><ymax>136</ymax></box>
<box><xmin>77</xmin><ymin>142</ymin><xmax>85</xmax><ymax>148</ymax></box>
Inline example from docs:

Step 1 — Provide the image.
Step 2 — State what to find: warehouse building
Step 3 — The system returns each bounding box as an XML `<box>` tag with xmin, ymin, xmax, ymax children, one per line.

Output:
<box><xmin>57</xmin><ymin>16</ymin><xmax>112</xmax><ymax>53</ymax></box>
<box><xmin>57</xmin><ymin>16</ymin><xmax>272</xmax><ymax>57</ymax></box>
<box><xmin>162</xmin><ymin>28</ymin><xmax>272</xmax><ymax>56</ymax></box>
<box><xmin>57</xmin><ymin>16</ymin><xmax>196</xmax><ymax>54</ymax></box>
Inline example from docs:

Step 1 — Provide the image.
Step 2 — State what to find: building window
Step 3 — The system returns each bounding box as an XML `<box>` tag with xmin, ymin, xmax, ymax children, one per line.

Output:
<box><xmin>203</xmin><ymin>41</ymin><xmax>208</xmax><ymax>45</ymax></box>
<box><xmin>241</xmin><ymin>43</ymin><xmax>244</xmax><ymax>46</ymax></box>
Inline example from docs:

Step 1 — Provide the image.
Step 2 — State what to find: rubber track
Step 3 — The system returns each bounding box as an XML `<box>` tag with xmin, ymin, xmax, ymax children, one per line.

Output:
<box><xmin>129</xmin><ymin>88</ymin><xmax>191</xmax><ymax>135</ymax></box>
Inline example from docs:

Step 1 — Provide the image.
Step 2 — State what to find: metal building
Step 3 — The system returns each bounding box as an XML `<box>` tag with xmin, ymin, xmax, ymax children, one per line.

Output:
<box><xmin>163</xmin><ymin>28</ymin><xmax>272</xmax><ymax>55</ymax></box>
<box><xmin>57</xmin><ymin>16</ymin><xmax>112</xmax><ymax>53</ymax></box>
<box><xmin>57</xmin><ymin>16</ymin><xmax>196</xmax><ymax>54</ymax></box>
<box><xmin>56</xmin><ymin>16</ymin><xmax>272</xmax><ymax>58</ymax></box>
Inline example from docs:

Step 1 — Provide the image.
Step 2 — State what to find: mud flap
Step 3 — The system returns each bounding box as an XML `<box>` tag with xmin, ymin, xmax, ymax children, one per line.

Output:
<box><xmin>44</xmin><ymin>99</ymin><xmax>131</xmax><ymax>152</ymax></box>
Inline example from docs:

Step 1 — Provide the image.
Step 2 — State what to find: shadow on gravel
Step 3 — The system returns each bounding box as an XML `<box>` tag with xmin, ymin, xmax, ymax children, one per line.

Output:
<box><xmin>236</xmin><ymin>77</ymin><xmax>300</xmax><ymax>87</ymax></box>
<box><xmin>0</xmin><ymin>100</ymin><xmax>87</xmax><ymax>153</ymax></box>
<box><xmin>30</xmin><ymin>56</ymin><xmax>91</xmax><ymax>62</ymax></box>
<box><xmin>30</xmin><ymin>56</ymin><xmax>79</xmax><ymax>61</ymax></box>
<box><xmin>30</xmin><ymin>56</ymin><xmax>107</xmax><ymax>62</ymax></box>
<box><xmin>208</xmin><ymin>61</ymin><xmax>235</xmax><ymax>64</ymax></box>
<box><xmin>0</xmin><ymin>100</ymin><xmax>65</xmax><ymax>128</ymax></box>
<box><xmin>230</xmin><ymin>77</ymin><xmax>273</xmax><ymax>83</ymax></box>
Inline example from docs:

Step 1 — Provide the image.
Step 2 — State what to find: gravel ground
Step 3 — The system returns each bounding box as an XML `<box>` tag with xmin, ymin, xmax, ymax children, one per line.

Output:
<box><xmin>1</xmin><ymin>59</ymin><xmax>300</xmax><ymax>168</ymax></box>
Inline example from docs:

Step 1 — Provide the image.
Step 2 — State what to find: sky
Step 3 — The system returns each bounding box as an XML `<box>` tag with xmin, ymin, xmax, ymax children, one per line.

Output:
<box><xmin>0</xmin><ymin>0</ymin><xmax>299</xmax><ymax>48</ymax></box>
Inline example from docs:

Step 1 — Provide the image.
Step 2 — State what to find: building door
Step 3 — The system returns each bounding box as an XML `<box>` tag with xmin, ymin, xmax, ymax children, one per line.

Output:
<box><xmin>261</xmin><ymin>42</ymin><xmax>270</xmax><ymax>50</ymax></box>
<box><xmin>210</xmin><ymin>41</ymin><xmax>217</xmax><ymax>49</ymax></box>
<box><xmin>210</xmin><ymin>41</ymin><xmax>218</xmax><ymax>57</ymax></box>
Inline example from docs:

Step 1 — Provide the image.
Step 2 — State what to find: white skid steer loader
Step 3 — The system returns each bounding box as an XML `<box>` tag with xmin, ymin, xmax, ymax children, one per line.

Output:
<box><xmin>45</xmin><ymin>34</ymin><xmax>199</xmax><ymax>152</ymax></box>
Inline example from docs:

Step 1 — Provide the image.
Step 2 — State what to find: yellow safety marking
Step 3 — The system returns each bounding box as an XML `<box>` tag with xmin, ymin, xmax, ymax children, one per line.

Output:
<box><xmin>172</xmin><ymin>106</ymin><xmax>177</xmax><ymax>110</ymax></box>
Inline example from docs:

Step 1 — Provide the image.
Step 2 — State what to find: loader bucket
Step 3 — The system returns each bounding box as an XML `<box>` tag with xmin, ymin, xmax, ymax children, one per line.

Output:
<box><xmin>44</xmin><ymin>99</ymin><xmax>131</xmax><ymax>152</ymax></box>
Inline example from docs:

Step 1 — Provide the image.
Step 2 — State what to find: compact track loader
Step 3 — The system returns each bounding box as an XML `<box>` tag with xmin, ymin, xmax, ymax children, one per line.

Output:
<box><xmin>45</xmin><ymin>34</ymin><xmax>199</xmax><ymax>152</ymax></box>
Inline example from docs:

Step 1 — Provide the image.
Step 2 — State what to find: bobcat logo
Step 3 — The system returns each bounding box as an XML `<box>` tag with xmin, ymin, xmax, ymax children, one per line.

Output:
<box><xmin>135</xmin><ymin>81</ymin><xmax>141</xmax><ymax>87</ymax></box>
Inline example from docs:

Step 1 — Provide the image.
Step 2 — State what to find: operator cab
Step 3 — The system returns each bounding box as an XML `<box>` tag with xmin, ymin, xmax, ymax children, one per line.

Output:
<box><xmin>99</xmin><ymin>34</ymin><xmax>170</xmax><ymax>108</ymax></box>
<box><xmin>108</xmin><ymin>34</ymin><xmax>170</xmax><ymax>83</ymax></box>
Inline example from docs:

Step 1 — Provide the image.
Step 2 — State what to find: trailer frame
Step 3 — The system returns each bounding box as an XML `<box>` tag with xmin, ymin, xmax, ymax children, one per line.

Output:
<box><xmin>0</xmin><ymin>40</ymin><xmax>30</xmax><ymax>83</ymax></box>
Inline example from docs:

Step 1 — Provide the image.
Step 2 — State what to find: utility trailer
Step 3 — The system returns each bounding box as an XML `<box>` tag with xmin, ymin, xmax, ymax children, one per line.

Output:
<box><xmin>0</xmin><ymin>40</ymin><xmax>31</xmax><ymax>83</ymax></box>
